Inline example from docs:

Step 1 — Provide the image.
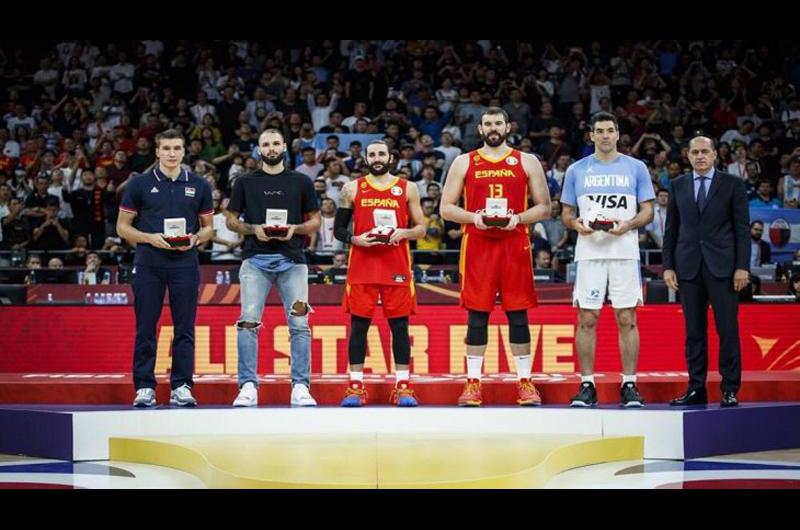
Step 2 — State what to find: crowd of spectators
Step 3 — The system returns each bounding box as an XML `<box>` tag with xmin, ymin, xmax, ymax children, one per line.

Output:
<box><xmin>1</xmin><ymin>39</ymin><xmax>800</xmax><ymax>283</ymax></box>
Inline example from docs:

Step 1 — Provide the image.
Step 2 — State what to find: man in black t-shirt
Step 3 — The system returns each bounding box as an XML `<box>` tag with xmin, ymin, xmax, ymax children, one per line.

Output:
<box><xmin>225</xmin><ymin>128</ymin><xmax>321</xmax><ymax>408</ymax></box>
<box><xmin>30</xmin><ymin>196</ymin><xmax>70</xmax><ymax>251</ymax></box>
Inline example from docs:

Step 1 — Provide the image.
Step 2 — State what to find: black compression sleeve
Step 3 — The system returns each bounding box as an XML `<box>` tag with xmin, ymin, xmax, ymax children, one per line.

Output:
<box><xmin>334</xmin><ymin>207</ymin><xmax>353</xmax><ymax>243</ymax></box>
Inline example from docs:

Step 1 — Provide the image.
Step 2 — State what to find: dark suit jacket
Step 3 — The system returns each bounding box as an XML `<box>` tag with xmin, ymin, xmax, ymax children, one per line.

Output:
<box><xmin>663</xmin><ymin>171</ymin><xmax>750</xmax><ymax>280</ymax></box>
<box><xmin>754</xmin><ymin>239</ymin><xmax>771</xmax><ymax>266</ymax></box>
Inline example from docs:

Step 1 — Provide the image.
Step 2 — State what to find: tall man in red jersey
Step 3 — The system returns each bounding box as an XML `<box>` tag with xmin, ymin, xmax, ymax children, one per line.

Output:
<box><xmin>441</xmin><ymin>107</ymin><xmax>551</xmax><ymax>406</ymax></box>
<box><xmin>334</xmin><ymin>141</ymin><xmax>427</xmax><ymax>407</ymax></box>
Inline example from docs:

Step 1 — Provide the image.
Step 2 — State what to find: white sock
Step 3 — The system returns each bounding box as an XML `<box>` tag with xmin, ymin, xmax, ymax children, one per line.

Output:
<box><xmin>350</xmin><ymin>371</ymin><xmax>364</xmax><ymax>383</ymax></box>
<box><xmin>581</xmin><ymin>375</ymin><xmax>595</xmax><ymax>385</ymax></box>
<box><xmin>514</xmin><ymin>355</ymin><xmax>531</xmax><ymax>380</ymax></box>
<box><xmin>622</xmin><ymin>374</ymin><xmax>636</xmax><ymax>385</ymax></box>
<box><xmin>395</xmin><ymin>370</ymin><xmax>409</xmax><ymax>385</ymax></box>
<box><xmin>466</xmin><ymin>356</ymin><xmax>483</xmax><ymax>380</ymax></box>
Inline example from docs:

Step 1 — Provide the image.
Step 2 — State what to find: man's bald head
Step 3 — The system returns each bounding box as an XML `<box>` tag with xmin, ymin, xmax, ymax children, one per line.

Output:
<box><xmin>689</xmin><ymin>136</ymin><xmax>715</xmax><ymax>150</ymax></box>
<box><xmin>688</xmin><ymin>136</ymin><xmax>717</xmax><ymax>174</ymax></box>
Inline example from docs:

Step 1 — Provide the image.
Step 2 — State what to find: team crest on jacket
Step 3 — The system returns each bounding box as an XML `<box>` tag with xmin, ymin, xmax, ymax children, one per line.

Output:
<box><xmin>506</xmin><ymin>156</ymin><xmax>519</xmax><ymax>166</ymax></box>
<box><xmin>390</xmin><ymin>186</ymin><xmax>403</xmax><ymax>196</ymax></box>
<box><xmin>185</xmin><ymin>187</ymin><xmax>196</xmax><ymax>197</ymax></box>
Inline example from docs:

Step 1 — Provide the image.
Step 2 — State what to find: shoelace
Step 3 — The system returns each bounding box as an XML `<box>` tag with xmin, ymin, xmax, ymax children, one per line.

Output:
<box><xmin>464</xmin><ymin>382</ymin><xmax>480</xmax><ymax>394</ymax></box>
<box><xmin>624</xmin><ymin>384</ymin><xmax>640</xmax><ymax>396</ymax></box>
<box><xmin>344</xmin><ymin>386</ymin><xmax>366</xmax><ymax>397</ymax></box>
<box><xmin>392</xmin><ymin>386</ymin><xmax>415</xmax><ymax>399</ymax></box>
<box><xmin>136</xmin><ymin>389</ymin><xmax>151</xmax><ymax>396</ymax></box>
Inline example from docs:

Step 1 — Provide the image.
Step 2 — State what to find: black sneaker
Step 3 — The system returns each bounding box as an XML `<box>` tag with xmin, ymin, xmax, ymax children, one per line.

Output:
<box><xmin>570</xmin><ymin>382</ymin><xmax>598</xmax><ymax>407</ymax></box>
<box><xmin>620</xmin><ymin>382</ymin><xmax>644</xmax><ymax>408</ymax></box>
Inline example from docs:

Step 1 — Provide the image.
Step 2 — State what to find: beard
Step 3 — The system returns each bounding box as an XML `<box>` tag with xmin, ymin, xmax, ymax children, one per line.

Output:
<box><xmin>368</xmin><ymin>161</ymin><xmax>390</xmax><ymax>176</ymax></box>
<box><xmin>261</xmin><ymin>152</ymin><xmax>285</xmax><ymax>166</ymax></box>
<box><xmin>481</xmin><ymin>130</ymin><xmax>507</xmax><ymax>148</ymax></box>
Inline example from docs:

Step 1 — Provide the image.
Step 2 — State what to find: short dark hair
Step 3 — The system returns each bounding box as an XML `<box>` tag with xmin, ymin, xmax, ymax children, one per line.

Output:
<box><xmin>327</xmin><ymin>134</ymin><xmax>340</xmax><ymax>143</ymax></box>
<box><xmin>480</xmin><ymin>106</ymin><xmax>509</xmax><ymax>123</ymax></box>
<box><xmin>656</xmin><ymin>188</ymin><xmax>669</xmax><ymax>196</ymax></box>
<box><xmin>350</xmin><ymin>140</ymin><xmax>362</xmax><ymax>148</ymax></box>
<box><xmin>259</xmin><ymin>128</ymin><xmax>285</xmax><ymax>143</ymax></box>
<box><xmin>155</xmin><ymin>129</ymin><xmax>185</xmax><ymax>148</ymax></box>
<box><xmin>421</xmin><ymin>197</ymin><xmax>435</xmax><ymax>206</ymax></box>
<box><xmin>45</xmin><ymin>196</ymin><xmax>60</xmax><ymax>208</ymax></box>
<box><xmin>751</xmin><ymin>220</ymin><xmax>764</xmax><ymax>228</ymax></box>
<box><xmin>301</xmin><ymin>146</ymin><xmax>315</xmax><ymax>154</ymax></box>
<box><xmin>590</xmin><ymin>112</ymin><xmax>619</xmax><ymax>131</ymax></box>
<box><xmin>365</xmin><ymin>140</ymin><xmax>390</xmax><ymax>155</ymax></box>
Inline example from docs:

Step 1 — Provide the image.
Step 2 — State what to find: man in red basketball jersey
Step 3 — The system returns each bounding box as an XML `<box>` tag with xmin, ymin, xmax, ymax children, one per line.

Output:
<box><xmin>441</xmin><ymin>107</ymin><xmax>551</xmax><ymax>406</ymax></box>
<box><xmin>334</xmin><ymin>140</ymin><xmax>426</xmax><ymax>407</ymax></box>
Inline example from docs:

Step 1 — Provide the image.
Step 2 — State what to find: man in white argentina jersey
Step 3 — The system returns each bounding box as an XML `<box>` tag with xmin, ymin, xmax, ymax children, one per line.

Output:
<box><xmin>560</xmin><ymin>112</ymin><xmax>655</xmax><ymax>408</ymax></box>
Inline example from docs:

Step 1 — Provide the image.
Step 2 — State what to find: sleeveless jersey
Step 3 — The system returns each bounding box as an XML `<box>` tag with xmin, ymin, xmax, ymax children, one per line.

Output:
<box><xmin>347</xmin><ymin>175</ymin><xmax>413</xmax><ymax>286</ymax></box>
<box><xmin>463</xmin><ymin>148</ymin><xmax>529</xmax><ymax>238</ymax></box>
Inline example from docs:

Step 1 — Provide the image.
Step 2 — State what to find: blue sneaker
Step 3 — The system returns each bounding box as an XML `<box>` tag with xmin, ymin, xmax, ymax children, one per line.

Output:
<box><xmin>341</xmin><ymin>381</ymin><xmax>367</xmax><ymax>407</ymax></box>
<box><xmin>391</xmin><ymin>381</ymin><xmax>418</xmax><ymax>407</ymax></box>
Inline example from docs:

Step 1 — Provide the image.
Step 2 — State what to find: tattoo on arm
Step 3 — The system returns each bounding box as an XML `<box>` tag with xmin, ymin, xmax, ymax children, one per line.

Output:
<box><xmin>338</xmin><ymin>182</ymin><xmax>354</xmax><ymax>208</ymax></box>
<box><xmin>225</xmin><ymin>212</ymin><xmax>254</xmax><ymax>235</ymax></box>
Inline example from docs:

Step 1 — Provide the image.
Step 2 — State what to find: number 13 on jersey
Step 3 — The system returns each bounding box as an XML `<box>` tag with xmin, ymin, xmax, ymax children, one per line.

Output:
<box><xmin>489</xmin><ymin>183</ymin><xmax>504</xmax><ymax>198</ymax></box>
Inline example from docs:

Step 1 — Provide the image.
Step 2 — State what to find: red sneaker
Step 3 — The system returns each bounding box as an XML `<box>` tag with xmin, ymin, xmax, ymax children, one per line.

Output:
<box><xmin>341</xmin><ymin>381</ymin><xmax>367</xmax><ymax>407</ymax></box>
<box><xmin>390</xmin><ymin>381</ymin><xmax>418</xmax><ymax>407</ymax></box>
<box><xmin>457</xmin><ymin>378</ymin><xmax>483</xmax><ymax>407</ymax></box>
<box><xmin>517</xmin><ymin>378</ymin><xmax>542</xmax><ymax>406</ymax></box>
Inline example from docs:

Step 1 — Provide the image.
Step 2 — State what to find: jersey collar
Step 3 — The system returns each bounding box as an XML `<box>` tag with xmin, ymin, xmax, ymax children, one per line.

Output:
<box><xmin>154</xmin><ymin>167</ymin><xmax>188</xmax><ymax>182</ymax></box>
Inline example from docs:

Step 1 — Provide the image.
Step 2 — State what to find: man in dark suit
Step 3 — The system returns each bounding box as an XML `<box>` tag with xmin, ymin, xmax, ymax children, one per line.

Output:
<box><xmin>663</xmin><ymin>136</ymin><xmax>750</xmax><ymax>407</ymax></box>
<box><xmin>748</xmin><ymin>220</ymin><xmax>772</xmax><ymax>267</ymax></box>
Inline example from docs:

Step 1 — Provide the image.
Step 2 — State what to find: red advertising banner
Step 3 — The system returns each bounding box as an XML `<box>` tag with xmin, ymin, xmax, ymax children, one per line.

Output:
<box><xmin>1</xmin><ymin>305</ymin><xmax>799</xmax><ymax>374</ymax></box>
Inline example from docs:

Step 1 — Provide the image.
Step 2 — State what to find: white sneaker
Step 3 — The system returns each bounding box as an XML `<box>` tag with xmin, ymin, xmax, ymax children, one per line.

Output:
<box><xmin>233</xmin><ymin>382</ymin><xmax>258</xmax><ymax>407</ymax></box>
<box><xmin>169</xmin><ymin>384</ymin><xmax>198</xmax><ymax>407</ymax></box>
<box><xmin>290</xmin><ymin>384</ymin><xmax>317</xmax><ymax>407</ymax></box>
<box><xmin>133</xmin><ymin>388</ymin><xmax>156</xmax><ymax>408</ymax></box>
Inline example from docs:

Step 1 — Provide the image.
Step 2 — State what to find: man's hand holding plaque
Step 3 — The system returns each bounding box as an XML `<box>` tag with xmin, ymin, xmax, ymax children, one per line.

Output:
<box><xmin>163</xmin><ymin>217</ymin><xmax>194</xmax><ymax>248</ymax></box>
<box><xmin>263</xmin><ymin>208</ymin><xmax>289</xmax><ymax>238</ymax></box>
<box><xmin>480</xmin><ymin>198</ymin><xmax>513</xmax><ymax>228</ymax></box>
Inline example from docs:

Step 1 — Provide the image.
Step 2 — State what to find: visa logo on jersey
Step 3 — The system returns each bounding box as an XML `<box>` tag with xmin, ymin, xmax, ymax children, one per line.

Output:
<box><xmin>475</xmin><ymin>169</ymin><xmax>515</xmax><ymax>179</ymax></box>
<box><xmin>585</xmin><ymin>194</ymin><xmax>630</xmax><ymax>209</ymax></box>
<box><xmin>361</xmin><ymin>198</ymin><xmax>400</xmax><ymax>208</ymax></box>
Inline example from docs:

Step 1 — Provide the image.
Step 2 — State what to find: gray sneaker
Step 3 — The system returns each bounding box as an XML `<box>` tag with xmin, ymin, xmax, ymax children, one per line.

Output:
<box><xmin>133</xmin><ymin>388</ymin><xmax>156</xmax><ymax>408</ymax></box>
<box><xmin>169</xmin><ymin>384</ymin><xmax>198</xmax><ymax>407</ymax></box>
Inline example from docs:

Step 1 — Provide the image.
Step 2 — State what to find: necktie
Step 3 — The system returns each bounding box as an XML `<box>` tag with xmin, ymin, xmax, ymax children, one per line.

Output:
<box><xmin>696</xmin><ymin>176</ymin><xmax>707</xmax><ymax>211</ymax></box>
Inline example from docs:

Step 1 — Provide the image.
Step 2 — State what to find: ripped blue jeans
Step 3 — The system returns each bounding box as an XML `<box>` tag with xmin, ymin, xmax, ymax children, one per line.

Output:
<box><xmin>236</xmin><ymin>255</ymin><xmax>310</xmax><ymax>388</ymax></box>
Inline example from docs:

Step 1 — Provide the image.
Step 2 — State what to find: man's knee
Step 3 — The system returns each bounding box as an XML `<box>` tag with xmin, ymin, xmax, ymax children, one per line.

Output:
<box><xmin>577</xmin><ymin>309</ymin><xmax>600</xmax><ymax>329</ymax></box>
<box><xmin>466</xmin><ymin>310</ymin><xmax>490</xmax><ymax>345</ymax></box>
<box><xmin>236</xmin><ymin>320</ymin><xmax>262</xmax><ymax>331</ymax></box>
<box><xmin>505</xmin><ymin>310</ymin><xmax>530</xmax><ymax>343</ymax></box>
<box><xmin>615</xmin><ymin>309</ymin><xmax>637</xmax><ymax>329</ymax></box>
<box><xmin>290</xmin><ymin>299</ymin><xmax>312</xmax><ymax>317</ymax></box>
